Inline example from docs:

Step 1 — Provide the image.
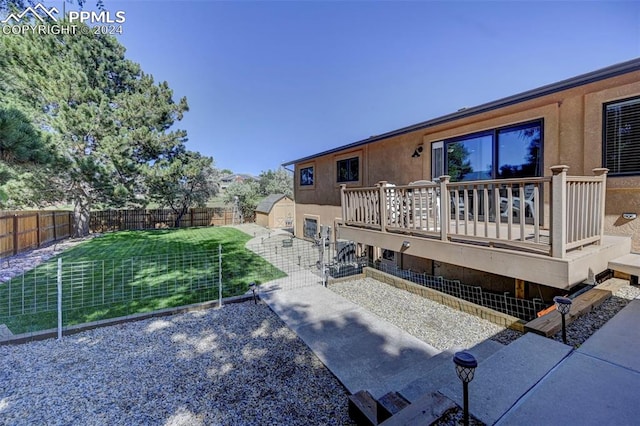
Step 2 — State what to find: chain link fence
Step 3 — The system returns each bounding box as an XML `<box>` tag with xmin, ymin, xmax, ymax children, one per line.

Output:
<box><xmin>0</xmin><ymin>246</ymin><xmax>285</xmax><ymax>339</ymax></box>
<box><xmin>0</xmin><ymin>229</ymin><xmax>548</xmax><ymax>341</ymax></box>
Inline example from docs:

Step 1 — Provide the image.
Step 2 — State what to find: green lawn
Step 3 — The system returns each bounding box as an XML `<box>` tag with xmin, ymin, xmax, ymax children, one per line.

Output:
<box><xmin>0</xmin><ymin>227</ymin><xmax>284</xmax><ymax>334</ymax></box>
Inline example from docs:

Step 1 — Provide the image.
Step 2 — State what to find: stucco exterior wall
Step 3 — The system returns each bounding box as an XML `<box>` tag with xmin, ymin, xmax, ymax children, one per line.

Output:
<box><xmin>292</xmin><ymin>70</ymin><xmax>640</xmax><ymax>250</ymax></box>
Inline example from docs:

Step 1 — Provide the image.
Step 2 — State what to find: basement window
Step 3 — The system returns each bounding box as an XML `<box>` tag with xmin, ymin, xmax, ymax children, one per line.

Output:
<box><xmin>303</xmin><ymin>217</ymin><xmax>318</xmax><ymax>239</ymax></box>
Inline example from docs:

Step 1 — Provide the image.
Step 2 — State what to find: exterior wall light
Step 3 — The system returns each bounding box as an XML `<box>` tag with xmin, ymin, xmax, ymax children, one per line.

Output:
<box><xmin>554</xmin><ymin>296</ymin><xmax>572</xmax><ymax>344</ymax></box>
<box><xmin>401</xmin><ymin>241</ymin><xmax>411</xmax><ymax>249</ymax></box>
<box><xmin>453</xmin><ymin>351</ymin><xmax>477</xmax><ymax>426</ymax></box>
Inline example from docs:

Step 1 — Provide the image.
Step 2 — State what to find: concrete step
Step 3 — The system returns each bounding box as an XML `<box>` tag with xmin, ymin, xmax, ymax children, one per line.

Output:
<box><xmin>438</xmin><ymin>333</ymin><xmax>573</xmax><ymax>425</ymax></box>
<box><xmin>398</xmin><ymin>339</ymin><xmax>504</xmax><ymax>403</ymax></box>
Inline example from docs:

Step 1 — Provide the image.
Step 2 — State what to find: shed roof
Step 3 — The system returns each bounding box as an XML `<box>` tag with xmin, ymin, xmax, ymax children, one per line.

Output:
<box><xmin>255</xmin><ymin>194</ymin><xmax>291</xmax><ymax>214</ymax></box>
<box><xmin>282</xmin><ymin>57</ymin><xmax>640</xmax><ymax>167</ymax></box>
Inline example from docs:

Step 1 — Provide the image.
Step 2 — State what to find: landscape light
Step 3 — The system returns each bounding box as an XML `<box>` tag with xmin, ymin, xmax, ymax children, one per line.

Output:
<box><xmin>453</xmin><ymin>351</ymin><xmax>477</xmax><ymax>426</ymax></box>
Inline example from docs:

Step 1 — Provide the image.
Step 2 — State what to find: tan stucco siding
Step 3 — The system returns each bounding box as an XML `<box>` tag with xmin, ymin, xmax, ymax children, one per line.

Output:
<box><xmin>294</xmin><ymin>203</ymin><xmax>342</xmax><ymax>240</ymax></box>
<box><xmin>292</xmin><ymin>70</ymin><xmax>640</xmax><ymax>249</ymax></box>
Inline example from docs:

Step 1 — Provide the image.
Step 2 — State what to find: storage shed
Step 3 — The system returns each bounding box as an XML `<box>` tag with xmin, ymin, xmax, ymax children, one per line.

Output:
<box><xmin>255</xmin><ymin>194</ymin><xmax>294</xmax><ymax>229</ymax></box>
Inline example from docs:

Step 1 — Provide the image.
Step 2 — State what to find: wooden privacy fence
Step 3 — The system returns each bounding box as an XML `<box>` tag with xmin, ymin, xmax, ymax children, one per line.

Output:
<box><xmin>89</xmin><ymin>208</ymin><xmax>240</xmax><ymax>232</ymax></box>
<box><xmin>0</xmin><ymin>208</ymin><xmax>242</xmax><ymax>258</ymax></box>
<box><xmin>0</xmin><ymin>211</ymin><xmax>73</xmax><ymax>258</ymax></box>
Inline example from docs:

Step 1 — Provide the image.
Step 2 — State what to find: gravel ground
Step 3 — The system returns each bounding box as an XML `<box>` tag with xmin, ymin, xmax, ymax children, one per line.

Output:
<box><xmin>329</xmin><ymin>278</ymin><xmax>519</xmax><ymax>350</ymax></box>
<box><xmin>0</xmin><ymin>302</ymin><xmax>355</xmax><ymax>426</ymax></box>
<box><xmin>330</xmin><ymin>277</ymin><xmax>640</xmax><ymax>351</ymax></box>
<box><xmin>3</xmin><ymin>232</ymin><xmax>640</xmax><ymax>425</ymax></box>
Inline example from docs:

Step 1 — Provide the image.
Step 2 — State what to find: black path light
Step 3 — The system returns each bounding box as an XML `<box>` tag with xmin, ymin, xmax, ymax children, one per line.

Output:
<box><xmin>554</xmin><ymin>296</ymin><xmax>572</xmax><ymax>344</ymax></box>
<box><xmin>453</xmin><ymin>351</ymin><xmax>477</xmax><ymax>426</ymax></box>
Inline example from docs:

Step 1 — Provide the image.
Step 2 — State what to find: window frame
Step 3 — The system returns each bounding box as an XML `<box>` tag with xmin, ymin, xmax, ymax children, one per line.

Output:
<box><xmin>602</xmin><ymin>95</ymin><xmax>640</xmax><ymax>177</ymax></box>
<box><xmin>440</xmin><ymin>119</ymin><xmax>544</xmax><ymax>182</ymax></box>
<box><xmin>335</xmin><ymin>152</ymin><xmax>362</xmax><ymax>185</ymax></box>
<box><xmin>299</xmin><ymin>164</ymin><xmax>315</xmax><ymax>188</ymax></box>
<box><xmin>336</xmin><ymin>156</ymin><xmax>359</xmax><ymax>183</ymax></box>
<box><xmin>303</xmin><ymin>216</ymin><xmax>318</xmax><ymax>240</ymax></box>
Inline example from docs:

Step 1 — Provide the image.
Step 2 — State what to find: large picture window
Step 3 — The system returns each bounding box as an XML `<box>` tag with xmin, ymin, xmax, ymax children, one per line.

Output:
<box><xmin>443</xmin><ymin>120</ymin><xmax>542</xmax><ymax>182</ymax></box>
<box><xmin>337</xmin><ymin>157</ymin><xmax>359</xmax><ymax>183</ymax></box>
<box><xmin>604</xmin><ymin>96</ymin><xmax>640</xmax><ymax>175</ymax></box>
<box><xmin>497</xmin><ymin>122</ymin><xmax>542</xmax><ymax>178</ymax></box>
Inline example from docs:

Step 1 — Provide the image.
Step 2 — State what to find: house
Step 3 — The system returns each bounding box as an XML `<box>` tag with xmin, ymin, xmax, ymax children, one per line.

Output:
<box><xmin>282</xmin><ymin>58</ymin><xmax>640</xmax><ymax>299</ymax></box>
<box><xmin>255</xmin><ymin>194</ymin><xmax>295</xmax><ymax>230</ymax></box>
<box><xmin>219</xmin><ymin>173</ymin><xmax>254</xmax><ymax>191</ymax></box>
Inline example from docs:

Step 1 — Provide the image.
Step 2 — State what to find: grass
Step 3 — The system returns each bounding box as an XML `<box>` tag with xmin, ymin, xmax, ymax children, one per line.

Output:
<box><xmin>0</xmin><ymin>227</ymin><xmax>285</xmax><ymax>334</ymax></box>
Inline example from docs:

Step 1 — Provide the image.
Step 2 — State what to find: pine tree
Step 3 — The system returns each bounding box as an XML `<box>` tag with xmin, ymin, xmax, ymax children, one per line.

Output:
<box><xmin>0</xmin><ymin>21</ymin><xmax>189</xmax><ymax>235</ymax></box>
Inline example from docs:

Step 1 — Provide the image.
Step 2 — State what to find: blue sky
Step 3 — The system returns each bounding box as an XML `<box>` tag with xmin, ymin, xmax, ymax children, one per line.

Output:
<box><xmin>89</xmin><ymin>1</ymin><xmax>639</xmax><ymax>174</ymax></box>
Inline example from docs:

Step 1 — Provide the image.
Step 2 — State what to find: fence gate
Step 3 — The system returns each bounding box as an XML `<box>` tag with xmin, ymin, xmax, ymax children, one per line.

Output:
<box><xmin>245</xmin><ymin>231</ymin><xmax>366</xmax><ymax>292</ymax></box>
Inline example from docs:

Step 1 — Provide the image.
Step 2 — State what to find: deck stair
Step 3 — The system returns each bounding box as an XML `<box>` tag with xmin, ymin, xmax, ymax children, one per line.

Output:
<box><xmin>347</xmin><ymin>339</ymin><xmax>503</xmax><ymax>425</ymax></box>
<box><xmin>376</xmin><ymin>333</ymin><xmax>572</xmax><ymax>425</ymax></box>
<box><xmin>608</xmin><ymin>253</ymin><xmax>640</xmax><ymax>285</ymax></box>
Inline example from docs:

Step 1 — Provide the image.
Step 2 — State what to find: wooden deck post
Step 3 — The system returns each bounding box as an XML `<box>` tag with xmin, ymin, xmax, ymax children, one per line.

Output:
<box><xmin>439</xmin><ymin>176</ymin><xmax>450</xmax><ymax>241</ymax></box>
<box><xmin>378</xmin><ymin>181</ymin><xmax>388</xmax><ymax>233</ymax></box>
<box><xmin>515</xmin><ymin>278</ymin><xmax>526</xmax><ymax>299</ymax></box>
<box><xmin>550</xmin><ymin>165</ymin><xmax>569</xmax><ymax>258</ymax></box>
<box><xmin>340</xmin><ymin>184</ymin><xmax>347</xmax><ymax>224</ymax></box>
<box><xmin>592</xmin><ymin>168</ymin><xmax>609</xmax><ymax>244</ymax></box>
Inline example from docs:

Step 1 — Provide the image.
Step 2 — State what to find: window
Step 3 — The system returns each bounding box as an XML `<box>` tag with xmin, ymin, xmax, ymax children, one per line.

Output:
<box><xmin>497</xmin><ymin>122</ymin><xmax>542</xmax><ymax>178</ymax></box>
<box><xmin>604</xmin><ymin>96</ymin><xmax>640</xmax><ymax>175</ymax></box>
<box><xmin>303</xmin><ymin>217</ymin><xmax>318</xmax><ymax>239</ymax></box>
<box><xmin>337</xmin><ymin>157</ymin><xmax>359</xmax><ymax>182</ymax></box>
<box><xmin>447</xmin><ymin>132</ymin><xmax>493</xmax><ymax>181</ymax></box>
<box><xmin>440</xmin><ymin>120</ymin><xmax>543</xmax><ymax>182</ymax></box>
<box><xmin>431</xmin><ymin>141</ymin><xmax>444</xmax><ymax>181</ymax></box>
<box><xmin>300</xmin><ymin>166</ymin><xmax>314</xmax><ymax>186</ymax></box>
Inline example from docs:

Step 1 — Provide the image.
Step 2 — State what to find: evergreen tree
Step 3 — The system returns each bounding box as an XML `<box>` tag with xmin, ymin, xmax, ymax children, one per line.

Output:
<box><xmin>0</xmin><ymin>21</ymin><xmax>188</xmax><ymax>235</ymax></box>
<box><xmin>146</xmin><ymin>150</ymin><xmax>220</xmax><ymax>227</ymax></box>
<box><xmin>0</xmin><ymin>106</ymin><xmax>57</xmax><ymax>204</ymax></box>
<box><xmin>223</xmin><ymin>179</ymin><xmax>261</xmax><ymax>221</ymax></box>
<box><xmin>258</xmin><ymin>168</ymin><xmax>293</xmax><ymax>199</ymax></box>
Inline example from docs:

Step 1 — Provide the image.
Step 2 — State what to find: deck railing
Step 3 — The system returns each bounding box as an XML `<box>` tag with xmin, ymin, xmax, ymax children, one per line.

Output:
<box><xmin>340</xmin><ymin>166</ymin><xmax>608</xmax><ymax>258</ymax></box>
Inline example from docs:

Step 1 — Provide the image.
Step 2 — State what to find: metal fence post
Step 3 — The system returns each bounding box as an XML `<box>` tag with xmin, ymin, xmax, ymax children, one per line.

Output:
<box><xmin>218</xmin><ymin>244</ymin><xmax>223</xmax><ymax>307</ymax></box>
<box><xmin>57</xmin><ymin>258</ymin><xmax>62</xmax><ymax>340</ymax></box>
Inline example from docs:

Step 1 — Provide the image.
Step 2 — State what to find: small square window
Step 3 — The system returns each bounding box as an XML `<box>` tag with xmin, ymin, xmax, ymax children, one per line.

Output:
<box><xmin>300</xmin><ymin>166</ymin><xmax>314</xmax><ymax>186</ymax></box>
<box><xmin>337</xmin><ymin>157</ymin><xmax>359</xmax><ymax>183</ymax></box>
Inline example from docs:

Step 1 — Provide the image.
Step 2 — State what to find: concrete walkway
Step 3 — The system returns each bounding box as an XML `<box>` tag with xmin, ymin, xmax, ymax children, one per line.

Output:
<box><xmin>497</xmin><ymin>298</ymin><xmax>640</xmax><ymax>425</ymax></box>
<box><xmin>233</xmin><ymin>224</ymin><xmax>464</xmax><ymax>398</ymax></box>
<box><xmin>235</xmin><ymin>225</ymin><xmax>640</xmax><ymax>424</ymax></box>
